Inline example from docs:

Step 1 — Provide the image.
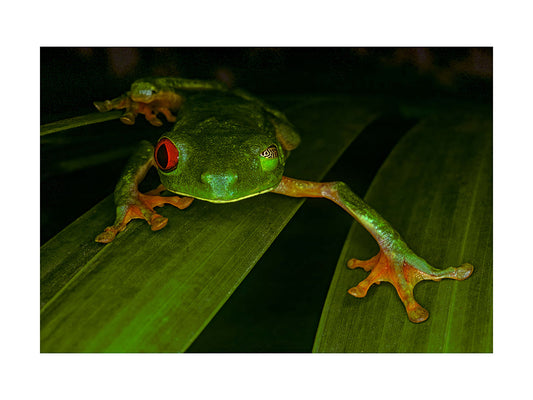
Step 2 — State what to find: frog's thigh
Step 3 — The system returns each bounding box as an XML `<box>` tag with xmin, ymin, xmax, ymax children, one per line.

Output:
<box><xmin>270</xmin><ymin>117</ymin><xmax>301</xmax><ymax>151</ymax></box>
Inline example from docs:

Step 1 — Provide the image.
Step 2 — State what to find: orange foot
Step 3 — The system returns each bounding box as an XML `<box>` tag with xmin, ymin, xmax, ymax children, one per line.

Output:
<box><xmin>95</xmin><ymin>185</ymin><xmax>193</xmax><ymax>243</ymax></box>
<box><xmin>94</xmin><ymin>91</ymin><xmax>182</xmax><ymax>127</ymax></box>
<box><xmin>347</xmin><ymin>249</ymin><xmax>473</xmax><ymax>323</ymax></box>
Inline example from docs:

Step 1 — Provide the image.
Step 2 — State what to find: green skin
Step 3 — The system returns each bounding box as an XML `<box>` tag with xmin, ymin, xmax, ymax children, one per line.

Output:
<box><xmin>156</xmin><ymin>92</ymin><xmax>289</xmax><ymax>201</ymax></box>
<box><xmin>95</xmin><ymin>77</ymin><xmax>473</xmax><ymax>323</ymax></box>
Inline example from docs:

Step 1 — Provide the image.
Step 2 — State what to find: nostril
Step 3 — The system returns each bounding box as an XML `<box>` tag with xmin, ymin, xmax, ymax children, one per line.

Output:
<box><xmin>200</xmin><ymin>172</ymin><xmax>210</xmax><ymax>184</ymax></box>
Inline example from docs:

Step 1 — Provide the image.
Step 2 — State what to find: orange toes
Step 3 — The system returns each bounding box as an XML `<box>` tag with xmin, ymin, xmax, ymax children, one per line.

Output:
<box><xmin>96</xmin><ymin>189</ymin><xmax>193</xmax><ymax>244</ymax></box>
<box><xmin>455</xmin><ymin>263</ymin><xmax>474</xmax><ymax>280</ymax></box>
<box><xmin>169</xmin><ymin>196</ymin><xmax>194</xmax><ymax>210</ymax></box>
<box><xmin>143</xmin><ymin>184</ymin><xmax>167</xmax><ymax>196</ymax></box>
<box><xmin>146</xmin><ymin>116</ymin><xmax>163</xmax><ymax>127</ymax></box>
<box><xmin>93</xmin><ymin>100</ymin><xmax>110</xmax><ymax>112</ymax></box>
<box><xmin>149</xmin><ymin>214</ymin><xmax>168</xmax><ymax>231</ymax></box>
<box><xmin>347</xmin><ymin>253</ymin><xmax>380</xmax><ymax>271</ymax></box>
<box><xmin>120</xmin><ymin>113</ymin><xmax>136</xmax><ymax>125</ymax></box>
<box><xmin>348</xmin><ymin>280</ymin><xmax>373</xmax><ymax>298</ymax></box>
<box><xmin>345</xmin><ymin>249</ymin><xmax>469</xmax><ymax>323</ymax></box>
<box><xmin>95</xmin><ymin>227</ymin><xmax>119</xmax><ymax>243</ymax></box>
<box><xmin>406</xmin><ymin>303</ymin><xmax>429</xmax><ymax>323</ymax></box>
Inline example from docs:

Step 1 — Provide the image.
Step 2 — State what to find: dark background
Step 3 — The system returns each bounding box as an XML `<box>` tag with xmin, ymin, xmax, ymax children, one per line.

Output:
<box><xmin>41</xmin><ymin>47</ymin><xmax>492</xmax><ymax>123</ymax></box>
<box><xmin>40</xmin><ymin>47</ymin><xmax>492</xmax><ymax>352</ymax></box>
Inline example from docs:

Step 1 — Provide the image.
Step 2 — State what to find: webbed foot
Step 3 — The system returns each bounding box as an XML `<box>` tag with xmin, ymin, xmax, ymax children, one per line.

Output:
<box><xmin>347</xmin><ymin>248</ymin><xmax>473</xmax><ymax>323</ymax></box>
<box><xmin>95</xmin><ymin>184</ymin><xmax>193</xmax><ymax>243</ymax></box>
<box><xmin>94</xmin><ymin>91</ymin><xmax>182</xmax><ymax>127</ymax></box>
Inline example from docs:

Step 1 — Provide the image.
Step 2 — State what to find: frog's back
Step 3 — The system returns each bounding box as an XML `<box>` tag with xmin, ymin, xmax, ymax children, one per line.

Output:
<box><xmin>173</xmin><ymin>91</ymin><xmax>276</xmax><ymax>139</ymax></box>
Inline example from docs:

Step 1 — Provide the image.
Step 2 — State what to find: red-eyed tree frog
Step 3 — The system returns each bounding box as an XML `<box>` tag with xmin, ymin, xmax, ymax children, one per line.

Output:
<box><xmin>94</xmin><ymin>77</ymin><xmax>473</xmax><ymax>323</ymax></box>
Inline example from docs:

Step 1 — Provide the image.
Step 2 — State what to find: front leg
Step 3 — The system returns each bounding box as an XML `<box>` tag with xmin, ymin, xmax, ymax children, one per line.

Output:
<box><xmin>95</xmin><ymin>141</ymin><xmax>193</xmax><ymax>243</ymax></box>
<box><xmin>94</xmin><ymin>77</ymin><xmax>226</xmax><ymax>126</ymax></box>
<box><xmin>94</xmin><ymin>92</ymin><xmax>183</xmax><ymax>127</ymax></box>
<box><xmin>272</xmin><ymin>176</ymin><xmax>473</xmax><ymax>323</ymax></box>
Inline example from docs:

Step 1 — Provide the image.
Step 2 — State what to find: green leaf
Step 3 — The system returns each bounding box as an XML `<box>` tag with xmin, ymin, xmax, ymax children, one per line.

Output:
<box><xmin>40</xmin><ymin>111</ymin><xmax>122</xmax><ymax>136</ymax></box>
<box><xmin>40</xmin><ymin>97</ymin><xmax>379</xmax><ymax>352</ymax></box>
<box><xmin>313</xmin><ymin>107</ymin><xmax>492</xmax><ymax>352</ymax></box>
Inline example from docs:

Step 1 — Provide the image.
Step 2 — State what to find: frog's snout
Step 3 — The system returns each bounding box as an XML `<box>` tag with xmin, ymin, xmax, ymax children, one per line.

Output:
<box><xmin>201</xmin><ymin>171</ymin><xmax>238</xmax><ymax>194</ymax></box>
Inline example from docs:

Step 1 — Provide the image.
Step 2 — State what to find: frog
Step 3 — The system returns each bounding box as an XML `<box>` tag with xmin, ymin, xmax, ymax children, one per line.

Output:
<box><xmin>93</xmin><ymin>77</ymin><xmax>474</xmax><ymax>323</ymax></box>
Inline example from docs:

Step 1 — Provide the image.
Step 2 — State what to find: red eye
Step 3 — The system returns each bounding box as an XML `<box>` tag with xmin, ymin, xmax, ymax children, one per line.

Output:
<box><xmin>155</xmin><ymin>138</ymin><xmax>179</xmax><ymax>171</ymax></box>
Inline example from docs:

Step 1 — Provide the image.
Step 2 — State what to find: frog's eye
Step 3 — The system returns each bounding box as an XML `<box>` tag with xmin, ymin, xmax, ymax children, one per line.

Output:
<box><xmin>260</xmin><ymin>145</ymin><xmax>278</xmax><ymax>159</ymax></box>
<box><xmin>155</xmin><ymin>138</ymin><xmax>179</xmax><ymax>172</ymax></box>
<box><xmin>259</xmin><ymin>144</ymin><xmax>279</xmax><ymax>172</ymax></box>
<box><xmin>138</xmin><ymin>89</ymin><xmax>157</xmax><ymax>96</ymax></box>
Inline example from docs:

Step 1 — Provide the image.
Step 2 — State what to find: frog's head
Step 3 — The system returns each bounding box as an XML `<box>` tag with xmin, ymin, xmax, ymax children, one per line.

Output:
<box><xmin>154</xmin><ymin>127</ymin><xmax>286</xmax><ymax>202</ymax></box>
<box><xmin>130</xmin><ymin>80</ymin><xmax>160</xmax><ymax>102</ymax></box>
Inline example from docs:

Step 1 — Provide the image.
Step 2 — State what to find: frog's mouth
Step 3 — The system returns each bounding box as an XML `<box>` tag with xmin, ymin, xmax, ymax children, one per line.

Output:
<box><xmin>166</xmin><ymin>186</ymin><xmax>277</xmax><ymax>203</ymax></box>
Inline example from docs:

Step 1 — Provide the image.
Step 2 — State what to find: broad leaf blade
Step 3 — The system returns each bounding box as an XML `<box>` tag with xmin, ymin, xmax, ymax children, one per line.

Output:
<box><xmin>313</xmin><ymin>107</ymin><xmax>492</xmax><ymax>352</ymax></box>
<box><xmin>41</xmin><ymin>97</ymin><xmax>379</xmax><ymax>352</ymax></box>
